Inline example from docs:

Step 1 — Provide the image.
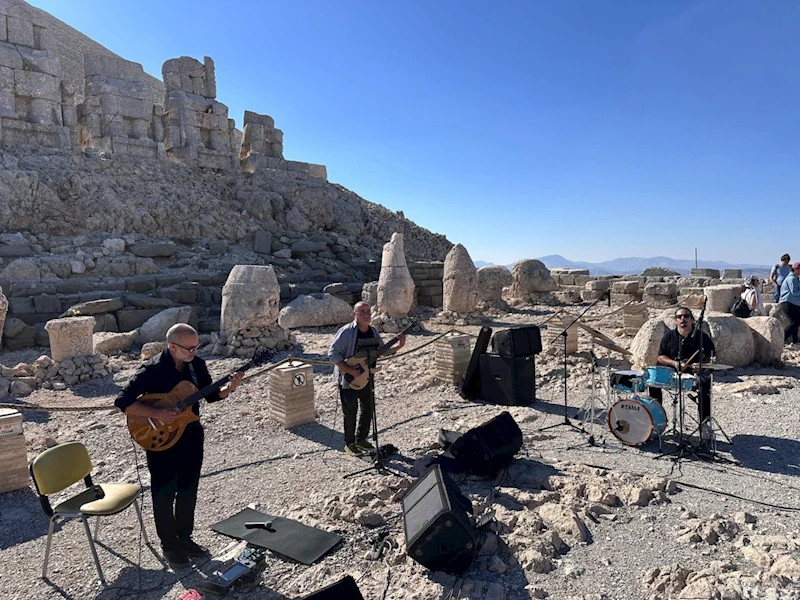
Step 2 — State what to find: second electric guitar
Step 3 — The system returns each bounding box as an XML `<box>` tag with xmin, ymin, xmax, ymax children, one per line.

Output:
<box><xmin>344</xmin><ymin>321</ymin><xmax>417</xmax><ymax>390</ymax></box>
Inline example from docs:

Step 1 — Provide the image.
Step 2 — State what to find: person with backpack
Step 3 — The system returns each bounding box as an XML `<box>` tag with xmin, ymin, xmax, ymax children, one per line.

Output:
<box><xmin>770</xmin><ymin>254</ymin><xmax>792</xmax><ymax>303</ymax></box>
<box><xmin>779</xmin><ymin>262</ymin><xmax>800</xmax><ymax>345</ymax></box>
<box><xmin>740</xmin><ymin>276</ymin><xmax>765</xmax><ymax>317</ymax></box>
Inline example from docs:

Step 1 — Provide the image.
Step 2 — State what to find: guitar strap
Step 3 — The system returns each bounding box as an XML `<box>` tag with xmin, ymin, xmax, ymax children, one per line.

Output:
<box><xmin>187</xmin><ymin>362</ymin><xmax>199</xmax><ymax>388</ymax></box>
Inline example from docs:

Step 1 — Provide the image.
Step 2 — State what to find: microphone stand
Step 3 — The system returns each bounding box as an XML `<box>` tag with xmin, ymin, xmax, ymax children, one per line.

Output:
<box><xmin>540</xmin><ymin>290</ymin><xmax>609</xmax><ymax>443</ymax></box>
<box><xmin>344</xmin><ymin>341</ymin><xmax>400</xmax><ymax>479</ymax></box>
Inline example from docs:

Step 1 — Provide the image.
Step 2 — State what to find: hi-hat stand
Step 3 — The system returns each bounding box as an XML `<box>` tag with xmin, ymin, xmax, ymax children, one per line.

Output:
<box><xmin>576</xmin><ymin>338</ymin><xmax>611</xmax><ymax>446</ymax></box>
<box><xmin>540</xmin><ymin>290</ymin><xmax>610</xmax><ymax>443</ymax></box>
<box><xmin>344</xmin><ymin>340</ymin><xmax>399</xmax><ymax>479</ymax></box>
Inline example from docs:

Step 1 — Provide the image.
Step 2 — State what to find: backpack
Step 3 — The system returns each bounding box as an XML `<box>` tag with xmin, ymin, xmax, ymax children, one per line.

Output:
<box><xmin>732</xmin><ymin>297</ymin><xmax>751</xmax><ymax>318</ymax></box>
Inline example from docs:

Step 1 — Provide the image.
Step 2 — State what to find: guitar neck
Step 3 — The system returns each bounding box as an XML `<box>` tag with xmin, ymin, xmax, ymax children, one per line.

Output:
<box><xmin>378</xmin><ymin>321</ymin><xmax>417</xmax><ymax>358</ymax></box>
<box><xmin>177</xmin><ymin>375</ymin><xmax>231</xmax><ymax>412</ymax></box>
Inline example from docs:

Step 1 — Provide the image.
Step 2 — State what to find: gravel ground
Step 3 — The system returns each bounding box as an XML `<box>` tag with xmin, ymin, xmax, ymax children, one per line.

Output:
<box><xmin>1</xmin><ymin>305</ymin><xmax>799</xmax><ymax>600</ymax></box>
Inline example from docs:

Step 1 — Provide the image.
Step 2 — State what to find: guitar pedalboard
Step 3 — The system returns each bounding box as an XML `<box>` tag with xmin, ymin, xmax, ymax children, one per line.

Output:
<box><xmin>197</xmin><ymin>545</ymin><xmax>266</xmax><ymax>596</ymax></box>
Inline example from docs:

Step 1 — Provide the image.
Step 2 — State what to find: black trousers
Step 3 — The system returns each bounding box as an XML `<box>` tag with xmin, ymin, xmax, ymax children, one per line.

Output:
<box><xmin>146</xmin><ymin>421</ymin><xmax>204</xmax><ymax>549</ymax></box>
<box><xmin>648</xmin><ymin>372</ymin><xmax>712</xmax><ymax>423</ymax></box>
<box><xmin>782</xmin><ymin>302</ymin><xmax>800</xmax><ymax>343</ymax></box>
<box><xmin>339</xmin><ymin>384</ymin><xmax>374</xmax><ymax>445</ymax></box>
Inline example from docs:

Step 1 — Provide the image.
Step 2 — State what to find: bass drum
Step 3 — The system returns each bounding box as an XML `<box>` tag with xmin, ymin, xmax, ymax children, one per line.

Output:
<box><xmin>607</xmin><ymin>395</ymin><xmax>667</xmax><ymax>446</ymax></box>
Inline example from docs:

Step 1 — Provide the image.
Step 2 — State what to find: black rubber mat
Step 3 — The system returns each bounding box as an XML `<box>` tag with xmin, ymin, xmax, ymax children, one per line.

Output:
<box><xmin>211</xmin><ymin>507</ymin><xmax>342</xmax><ymax>565</ymax></box>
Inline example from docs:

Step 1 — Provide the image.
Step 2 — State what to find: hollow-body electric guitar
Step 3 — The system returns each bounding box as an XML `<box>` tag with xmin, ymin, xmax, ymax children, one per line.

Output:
<box><xmin>127</xmin><ymin>348</ymin><xmax>273</xmax><ymax>451</ymax></box>
<box><xmin>344</xmin><ymin>321</ymin><xmax>417</xmax><ymax>390</ymax></box>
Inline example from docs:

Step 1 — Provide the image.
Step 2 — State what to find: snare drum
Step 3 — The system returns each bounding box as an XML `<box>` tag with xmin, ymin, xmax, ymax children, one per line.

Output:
<box><xmin>644</xmin><ymin>366</ymin><xmax>676</xmax><ymax>389</ymax></box>
<box><xmin>607</xmin><ymin>395</ymin><xmax>667</xmax><ymax>446</ymax></box>
<box><xmin>610</xmin><ymin>370</ymin><xmax>645</xmax><ymax>393</ymax></box>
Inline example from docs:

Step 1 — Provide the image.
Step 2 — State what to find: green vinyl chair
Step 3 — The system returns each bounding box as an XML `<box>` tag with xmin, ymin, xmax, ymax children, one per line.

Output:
<box><xmin>29</xmin><ymin>441</ymin><xmax>149</xmax><ymax>585</ymax></box>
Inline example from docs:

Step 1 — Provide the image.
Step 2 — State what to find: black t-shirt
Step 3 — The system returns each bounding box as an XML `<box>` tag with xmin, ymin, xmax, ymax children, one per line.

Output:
<box><xmin>658</xmin><ymin>327</ymin><xmax>715</xmax><ymax>364</ymax></box>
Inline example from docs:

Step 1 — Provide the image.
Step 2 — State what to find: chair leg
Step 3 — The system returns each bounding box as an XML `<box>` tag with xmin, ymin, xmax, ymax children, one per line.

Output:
<box><xmin>80</xmin><ymin>515</ymin><xmax>107</xmax><ymax>586</ymax></box>
<box><xmin>133</xmin><ymin>498</ymin><xmax>150</xmax><ymax>545</ymax></box>
<box><xmin>42</xmin><ymin>515</ymin><xmax>57</xmax><ymax>579</ymax></box>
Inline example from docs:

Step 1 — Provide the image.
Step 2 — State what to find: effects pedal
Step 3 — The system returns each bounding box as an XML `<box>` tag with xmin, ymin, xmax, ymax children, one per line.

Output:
<box><xmin>197</xmin><ymin>545</ymin><xmax>266</xmax><ymax>596</ymax></box>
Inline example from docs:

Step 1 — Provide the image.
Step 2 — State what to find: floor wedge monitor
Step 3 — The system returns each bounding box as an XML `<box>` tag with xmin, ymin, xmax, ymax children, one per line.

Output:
<box><xmin>402</xmin><ymin>464</ymin><xmax>476</xmax><ymax>573</ymax></box>
<box><xmin>448</xmin><ymin>411</ymin><xmax>523</xmax><ymax>477</ymax></box>
<box><xmin>491</xmin><ymin>325</ymin><xmax>542</xmax><ymax>357</ymax></box>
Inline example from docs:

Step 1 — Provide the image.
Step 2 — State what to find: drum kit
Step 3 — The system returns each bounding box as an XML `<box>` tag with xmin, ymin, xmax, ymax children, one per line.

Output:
<box><xmin>601</xmin><ymin>363</ymin><xmax>732</xmax><ymax>448</ymax></box>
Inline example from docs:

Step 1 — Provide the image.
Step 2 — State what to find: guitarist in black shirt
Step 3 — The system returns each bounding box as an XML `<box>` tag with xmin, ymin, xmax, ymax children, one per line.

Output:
<box><xmin>115</xmin><ymin>324</ymin><xmax>243</xmax><ymax>569</ymax></box>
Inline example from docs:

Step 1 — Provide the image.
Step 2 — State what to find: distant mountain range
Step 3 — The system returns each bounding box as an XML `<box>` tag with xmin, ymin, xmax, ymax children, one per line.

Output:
<box><xmin>475</xmin><ymin>255</ymin><xmax>771</xmax><ymax>277</ymax></box>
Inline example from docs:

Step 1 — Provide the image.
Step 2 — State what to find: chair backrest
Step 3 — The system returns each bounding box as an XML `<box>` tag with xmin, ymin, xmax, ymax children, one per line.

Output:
<box><xmin>30</xmin><ymin>442</ymin><xmax>93</xmax><ymax>496</ymax></box>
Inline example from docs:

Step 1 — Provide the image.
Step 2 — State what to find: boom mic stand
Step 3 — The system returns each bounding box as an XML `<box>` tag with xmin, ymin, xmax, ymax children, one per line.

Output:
<box><xmin>344</xmin><ymin>339</ymin><xmax>399</xmax><ymax>479</ymax></box>
<box><xmin>540</xmin><ymin>289</ymin><xmax>610</xmax><ymax>443</ymax></box>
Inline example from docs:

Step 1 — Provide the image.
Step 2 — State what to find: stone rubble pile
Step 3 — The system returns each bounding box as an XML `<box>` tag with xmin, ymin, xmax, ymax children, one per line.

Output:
<box><xmin>0</xmin><ymin>353</ymin><xmax>117</xmax><ymax>398</ymax></box>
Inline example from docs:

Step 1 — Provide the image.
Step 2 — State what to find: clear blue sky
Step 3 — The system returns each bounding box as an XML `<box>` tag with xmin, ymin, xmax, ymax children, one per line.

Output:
<box><xmin>32</xmin><ymin>0</ymin><xmax>800</xmax><ymax>266</ymax></box>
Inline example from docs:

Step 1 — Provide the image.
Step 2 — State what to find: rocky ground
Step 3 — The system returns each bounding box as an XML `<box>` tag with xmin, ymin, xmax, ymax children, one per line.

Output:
<box><xmin>1</xmin><ymin>304</ymin><xmax>799</xmax><ymax>600</ymax></box>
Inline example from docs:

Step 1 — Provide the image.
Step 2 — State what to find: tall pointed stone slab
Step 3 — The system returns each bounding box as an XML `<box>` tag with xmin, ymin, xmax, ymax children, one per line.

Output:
<box><xmin>221</xmin><ymin>265</ymin><xmax>280</xmax><ymax>334</ymax></box>
<box><xmin>377</xmin><ymin>233</ymin><xmax>415</xmax><ymax>318</ymax></box>
<box><xmin>443</xmin><ymin>244</ymin><xmax>478</xmax><ymax>313</ymax></box>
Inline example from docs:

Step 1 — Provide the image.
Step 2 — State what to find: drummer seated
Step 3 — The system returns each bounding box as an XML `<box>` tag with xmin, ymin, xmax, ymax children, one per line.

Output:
<box><xmin>651</xmin><ymin>306</ymin><xmax>716</xmax><ymax>440</ymax></box>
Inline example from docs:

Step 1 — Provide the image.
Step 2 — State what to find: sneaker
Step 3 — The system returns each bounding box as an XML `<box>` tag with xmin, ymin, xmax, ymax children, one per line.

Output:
<box><xmin>345</xmin><ymin>443</ymin><xmax>364</xmax><ymax>456</ymax></box>
<box><xmin>355</xmin><ymin>439</ymin><xmax>375</xmax><ymax>451</ymax></box>
<box><xmin>179</xmin><ymin>538</ymin><xmax>210</xmax><ymax>557</ymax></box>
<box><xmin>162</xmin><ymin>548</ymin><xmax>191</xmax><ymax>569</ymax></box>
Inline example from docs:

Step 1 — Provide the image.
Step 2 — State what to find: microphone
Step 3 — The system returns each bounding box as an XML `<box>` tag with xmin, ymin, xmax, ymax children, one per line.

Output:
<box><xmin>245</xmin><ymin>521</ymin><xmax>274</xmax><ymax>530</ymax></box>
<box><xmin>692</xmin><ymin>297</ymin><xmax>708</xmax><ymax>340</ymax></box>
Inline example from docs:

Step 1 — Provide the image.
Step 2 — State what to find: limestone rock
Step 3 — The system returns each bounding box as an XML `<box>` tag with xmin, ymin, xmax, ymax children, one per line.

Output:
<box><xmin>278</xmin><ymin>294</ymin><xmax>353</xmax><ymax>329</ymax></box>
<box><xmin>704</xmin><ymin>284</ymin><xmax>742</xmax><ymax>313</ymax></box>
<box><xmin>537</xmin><ymin>503</ymin><xmax>591</xmax><ymax>543</ymax></box>
<box><xmin>45</xmin><ymin>316</ymin><xmax>95</xmax><ymax>361</ymax></box>
<box><xmin>141</xmin><ymin>342</ymin><xmax>165</xmax><ymax>360</ymax></box>
<box><xmin>642</xmin><ymin>266</ymin><xmax>681</xmax><ymax>277</ymax></box>
<box><xmin>477</xmin><ymin>265</ymin><xmax>512</xmax><ymax>303</ymax></box>
<box><xmin>743</xmin><ymin>317</ymin><xmax>783</xmax><ymax>365</ymax></box>
<box><xmin>630</xmin><ymin>318</ymin><xmax>669</xmax><ymax>370</ymax></box>
<box><xmin>442</xmin><ymin>244</ymin><xmax>478</xmax><ymax>313</ymax></box>
<box><xmin>376</xmin><ymin>233</ymin><xmax>415</xmax><ymax>318</ymax></box>
<box><xmin>63</xmin><ymin>297</ymin><xmax>124</xmax><ymax>316</ymax></box>
<box><xmin>509</xmin><ymin>260</ymin><xmax>557</xmax><ymax>298</ymax></box>
<box><xmin>0</xmin><ymin>257</ymin><xmax>40</xmax><ymax>281</ymax></box>
<box><xmin>93</xmin><ymin>330</ymin><xmax>137</xmax><ymax>355</ymax></box>
<box><xmin>221</xmin><ymin>265</ymin><xmax>281</xmax><ymax>333</ymax></box>
<box><xmin>138</xmin><ymin>306</ymin><xmax>193</xmax><ymax>344</ymax></box>
<box><xmin>705</xmin><ymin>315</ymin><xmax>755</xmax><ymax>367</ymax></box>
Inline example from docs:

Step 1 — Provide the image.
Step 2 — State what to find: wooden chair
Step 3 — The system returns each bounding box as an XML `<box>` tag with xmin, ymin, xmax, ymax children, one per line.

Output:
<box><xmin>29</xmin><ymin>441</ymin><xmax>148</xmax><ymax>585</ymax></box>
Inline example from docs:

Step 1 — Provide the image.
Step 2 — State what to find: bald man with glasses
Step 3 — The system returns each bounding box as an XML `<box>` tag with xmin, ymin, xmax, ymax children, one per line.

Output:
<box><xmin>115</xmin><ymin>323</ymin><xmax>242</xmax><ymax>569</ymax></box>
<box><xmin>651</xmin><ymin>307</ymin><xmax>716</xmax><ymax>441</ymax></box>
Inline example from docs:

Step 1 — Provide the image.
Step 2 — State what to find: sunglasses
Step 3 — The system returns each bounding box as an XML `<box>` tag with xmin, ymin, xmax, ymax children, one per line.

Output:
<box><xmin>172</xmin><ymin>341</ymin><xmax>200</xmax><ymax>353</ymax></box>
<box><xmin>675</xmin><ymin>314</ymin><xmax>693</xmax><ymax>320</ymax></box>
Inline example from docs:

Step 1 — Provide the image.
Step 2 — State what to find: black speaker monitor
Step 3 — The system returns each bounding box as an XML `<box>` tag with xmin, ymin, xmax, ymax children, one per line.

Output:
<box><xmin>479</xmin><ymin>353</ymin><xmax>535</xmax><ymax>405</ymax></box>
<box><xmin>449</xmin><ymin>411</ymin><xmax>523</xmax><ymax>477</ymax></box>
<box><xmin>492</xmin><ymin>325</ymin><xmax>542</xmax><ymax>357</ymax></box>
<box><xmin>402</xmin><ymin>464</ymin><xmax>476</xmax><ymax>573</ymax></box>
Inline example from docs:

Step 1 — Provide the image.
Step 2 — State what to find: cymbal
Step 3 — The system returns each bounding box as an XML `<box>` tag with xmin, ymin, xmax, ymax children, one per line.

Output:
<box><xmin>699</xmin><ymin>363</ymin><xmax>734</xmax><ymax>371</ymax></box>
<box><xmin>593</xmin><ymin>335</ymin><xmax>632</xmax><ymax>357</ymax></box>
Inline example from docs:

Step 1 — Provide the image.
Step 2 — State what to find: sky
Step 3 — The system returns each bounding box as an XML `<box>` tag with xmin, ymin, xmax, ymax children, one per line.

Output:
<box><xmin>29</xmin><ymin>0</ymin><xmax>800</xmax><ymax>267</ymax></box>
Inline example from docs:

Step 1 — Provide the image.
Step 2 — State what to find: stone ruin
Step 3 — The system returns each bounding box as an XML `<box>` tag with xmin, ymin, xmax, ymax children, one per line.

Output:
<box><xmin>0</xmin><ymin>2</ymin><xmax>325</xmax><ymax>178</ymax></box>
<box><xmin>0</xmin><ymin>1</ymin><xmax>73</xmax><ymax>148</ymax></box>
<box><xmin>376</xmin><ymin>233</ymin><xmax>415</xmax><ymax>319</ymax></box>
